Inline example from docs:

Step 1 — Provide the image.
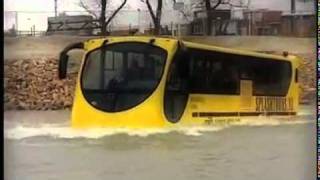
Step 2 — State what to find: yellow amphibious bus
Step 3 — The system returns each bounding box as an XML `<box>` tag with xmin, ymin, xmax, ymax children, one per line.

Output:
<box><xmin>58</xmin><ymin>36</ymin><xmax>300</xmax><ymax>129</ymax></box>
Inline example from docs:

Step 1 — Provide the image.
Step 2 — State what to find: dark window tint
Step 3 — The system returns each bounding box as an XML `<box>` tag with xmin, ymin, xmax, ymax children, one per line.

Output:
<box><xmin>81</xmin><ymin>42</ymin><xmax>167</xmax><ymax>112</ymax></box>
<box><xmin>188</xmin><ymin>48</ymin><xmax>292</xmax><ymax>96</ymax></box>
<box><xmin>189</xmin><ymin>49</ymin><xmax>240</xmax><ymax>94</ymax></box>
<box><xmin>242</xmin><ymin>60</ymin><xmax>292</xmax><ymax>96</ymax></box>
<box><xmin>164</xmin><ymin>49</ymin><xmax>189</xmax><ymax>123</ymax></box>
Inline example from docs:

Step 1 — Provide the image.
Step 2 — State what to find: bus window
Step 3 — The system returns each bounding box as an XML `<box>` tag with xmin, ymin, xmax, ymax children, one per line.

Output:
<box><xmin>103</xmin><ymin>51</ymin><xmax>124</xmax><ymax>88</ymax></box>
<box><xmin>127</xmin><ymin>52</ymin><xmax>144</xmax><ymax>81</ymax></box>
<box><xmin>150</xmin><ymin>54</ymin><xmax>163</xmax><ymax>78</ymax></box>
<box><xmin>105</xmin><ymin>51</ymin><xmax>113</xmax><ymax>70</ymax></box>
<box><xmin>128</xmin><ymin>53</ymin><xmax>144</xmax><ymax>68</ymax></box>
<box><xmin>82</xmin><ymin>50</ymin><xmax>102</xmax><ymax>90</ymax></box>
<box><xmin>114</xmin><ymin>52</ymin><xmax>124</xmax><ymax>69</ymax></box>
<box><xmin>187</xmin><ymin>49</ymin><xmax>291</xmax><ymax>96</ymax></box>
<box><xmin>238</xmin><ymin>55</ymin><xmax>292</xmax><ymax>96</ymax></box>
<box><xmin>245</xmin><ymin>59</ymin><xmax>291</xmax><ymax>96</ymax></box>
<box><xmin>188</xmin><ymin>49</ymin><xmax>240</xmax><ymax>95</ymax></box>
<box><xmin>164</xmin><ymin>47</ymin><xmax>189</xmax><ymax>123</ymax></box>
<box><xmin>81</xmin><ymin>42</ymin><xmax>167</xmax><ymax>112</ymax></box>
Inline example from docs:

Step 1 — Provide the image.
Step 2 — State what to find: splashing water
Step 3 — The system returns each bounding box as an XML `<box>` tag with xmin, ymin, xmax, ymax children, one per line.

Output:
<box><xmin>4</xmin><ymin>117</ymin><xmax>313</xmax><ymax>140</ymax></box>
<box><xmin>4</xmin><ymin>125</ymin><xmax>227</xmax><ymax>139</ymax></box>
<box><xmin>3</xmin><ymin>105</ymin><xmax>314</xmax><ymax>140</ymax></box>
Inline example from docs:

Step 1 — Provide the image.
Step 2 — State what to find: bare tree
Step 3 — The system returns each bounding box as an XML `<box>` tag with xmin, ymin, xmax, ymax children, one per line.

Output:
<box><xmin>172</xmin><ymin>0</ymin><xmax>193</xmax><ymax>22</ymax></box>
<box><xmin>203</xmin><ymin>0</ymin><xmax>222</xmax><ymax>35</ymax></box>
<box><xmin>143</xmin><ymin>0</ymin><xmax>163</xmax><ymax>35</ymax></box>
<box><xmin>79</xmin><ymin>0</ymin><xmax>128</xmax><ymax>35</ymax></box>
<box><xmin>192</xmin><ymin>0</ymin><xmax>249</xmax><ymax>35</ymax></box>
<box><xmin>170</xmin><ymin>0</ymin><xmax>222</xmax><ymax>35</ymax></box>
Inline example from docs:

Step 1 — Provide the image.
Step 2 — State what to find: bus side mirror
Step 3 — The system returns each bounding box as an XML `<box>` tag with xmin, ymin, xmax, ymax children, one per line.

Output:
<box><xmin>58</xmin><ymin>42</ymin><xmax>84</xmax><ymax>79</ymax></box>
<box><xmin>59</xmin><ymin>52</ymin><xmax>69</xmax><ymax>79</ymax></box>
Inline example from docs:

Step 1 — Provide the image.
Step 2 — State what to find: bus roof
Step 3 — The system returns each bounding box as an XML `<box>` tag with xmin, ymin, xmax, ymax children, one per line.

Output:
<box><xmin>86</xmin><ymin>36</ymin><xmax>299</xmax><ymax>63</ymax></box>
<box><xmin>181</xmin><ymin>40</ymin><xmax>297</xmax><ymax>63</ymax></box>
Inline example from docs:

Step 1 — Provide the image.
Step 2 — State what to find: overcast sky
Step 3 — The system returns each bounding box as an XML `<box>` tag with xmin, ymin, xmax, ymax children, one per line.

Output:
<box><xmin>4</xmin><ymin>0</ymin><xmax>315</xmax><ymax>12</ymax></box>
<box><xmin>4</xmin><ymin>0</ymin><xmax>146</xmax><ymax>12</ymax></box>
<box><xmin>4</xmin><ymin>0</ymin><xmax>315</xmax><ymax>31</ymax></box>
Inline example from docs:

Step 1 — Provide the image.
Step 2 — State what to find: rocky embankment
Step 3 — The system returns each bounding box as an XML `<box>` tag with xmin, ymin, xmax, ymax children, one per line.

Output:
<box><xmin>4</xmin><ymin>54</ymin><xmax>315</xmax><ymax>110</ymax></box>
<box><xmin>4</xmin><ymin>58</ymin><xmax>77</xmax><ymax>110</ymax></box>
<box><xmin>297</xmin><ymin>53</ymin><xmax>316</xmax><ymax>104</ymax></box>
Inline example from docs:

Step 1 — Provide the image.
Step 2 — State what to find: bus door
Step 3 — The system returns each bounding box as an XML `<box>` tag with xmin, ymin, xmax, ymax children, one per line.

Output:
<box><xmin>164</xmin><ymin>46</ymin><xmax>189</xmax><ymax>123</ymax></box>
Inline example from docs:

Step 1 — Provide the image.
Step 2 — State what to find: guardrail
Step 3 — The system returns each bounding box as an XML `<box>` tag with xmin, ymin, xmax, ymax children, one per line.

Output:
<box><xmin>4</xmin><ymin>30</ymin><xmax>47</xmax><ymax>37</ymax></box>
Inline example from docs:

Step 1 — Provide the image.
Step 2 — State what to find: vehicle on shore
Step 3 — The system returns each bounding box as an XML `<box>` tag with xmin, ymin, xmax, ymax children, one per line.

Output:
<box><xmin>59</xmin><ymin>36</ymin><xmax>300</xmax><ymax>128</ymax></box>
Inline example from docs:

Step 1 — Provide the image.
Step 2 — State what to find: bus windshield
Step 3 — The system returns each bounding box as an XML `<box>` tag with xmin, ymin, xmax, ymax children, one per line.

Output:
<box><xmin>81</xmin><ymin>42</ymin><xmax>167</xmax><ymax>112</ymax></box>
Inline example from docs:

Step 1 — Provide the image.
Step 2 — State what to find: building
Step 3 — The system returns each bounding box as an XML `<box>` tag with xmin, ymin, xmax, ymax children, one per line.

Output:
<box><xmin>47</xmin><ymin>14</ymin><xmax>98</xmax><ymax>35</ymax></box>
<box><xmin>242</xmin><ymin>9</ymin><xmax>316</xmax><ymax>37</ymax></box>
<box><xmin>187</xmin><ymin>0</ymin><xmax>315</xmax><ymax>37</ymax></box>
<box><xmin>281</xmin><ymin>12</ymin><xmax>316</xmax><ymax>37</ymax></box>
<box><xmin>243</xmin><ymin>9</ymin><xmax>282</xmax><ymax>36</ymax></box>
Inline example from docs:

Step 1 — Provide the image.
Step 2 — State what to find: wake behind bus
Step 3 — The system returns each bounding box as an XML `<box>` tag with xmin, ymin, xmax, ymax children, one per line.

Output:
<box><xmin>58</xmin><ymin>36</ymin><xmax>300</xmax><ymax>129</ymax></box>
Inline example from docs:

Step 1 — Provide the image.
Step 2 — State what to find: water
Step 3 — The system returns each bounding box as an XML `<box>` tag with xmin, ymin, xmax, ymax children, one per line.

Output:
<box><xmin>4</xmin><ymin>105</ymin><xmax>316</xmax><ymax>180</ymax></box>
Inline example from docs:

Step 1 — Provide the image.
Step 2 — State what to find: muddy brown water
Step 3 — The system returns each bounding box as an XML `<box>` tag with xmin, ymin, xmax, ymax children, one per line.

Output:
<box><xmin>4</xmin><ymin>105</ymin><xmax>316</xmax><ymax>180</ymax></box>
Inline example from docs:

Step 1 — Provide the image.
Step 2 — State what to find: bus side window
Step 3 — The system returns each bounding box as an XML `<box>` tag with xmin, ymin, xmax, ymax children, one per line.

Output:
<box><xmin>188</xmin><ymin>49</ymin><xmax>239</xmax><ymax>95</ymax></box>
<box><xmin>295</xmin><ymin>68</ymin><xmax>298</xmax><ymax>83</ymax></box>
<box><xmin>249</xmin><ymin>58</ymin><xmax>291</xmax><ymax>96</ymax></box>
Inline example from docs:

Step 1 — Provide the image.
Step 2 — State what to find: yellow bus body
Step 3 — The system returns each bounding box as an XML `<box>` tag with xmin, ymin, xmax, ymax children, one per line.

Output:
<box><xmin>68</xmin><ymin>36</ymin><xmax>300</xmax><ymax>129</ymax></box>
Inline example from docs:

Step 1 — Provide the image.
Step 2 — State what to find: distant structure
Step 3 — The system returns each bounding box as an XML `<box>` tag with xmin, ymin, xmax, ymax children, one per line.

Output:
<box><xmin>191</xmin><ymin>8</ymin><xmax>232</xmax><ymax>35</ymax></box>
<box><xmin>188</xmin><ymin>2</ymin><xmax>249</xmax><ymax>36</ymax></box>
<box><xmin>189</xmin><ymin>7</ymin><xmax>315</xmax><ymax>37</ymax></box>
<box><xmin>243</xmin><ymin>9</ymin><xmax>282</xmax><ymax>36</ymax></box>
<box><xmin>47</xmin><ymin>14</ymin><xmax>99</xmax><ymax>35</ymax></box>
<box><xmin>281</xmin><ymin>11</ymin><xmax>316</xmax><ymax>37</ymax></box>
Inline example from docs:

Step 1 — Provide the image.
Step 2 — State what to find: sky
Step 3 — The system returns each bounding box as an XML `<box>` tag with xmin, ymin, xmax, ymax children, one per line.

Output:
<box><xmin>4</xmin><ymin>0</ymin><xmax>145</xmax><ymax>31</ymax></box>
<box><xmin>4</xmin><ymin>0</ymin><xmax>145</xmax><ymax>12</ymax></box>
<box><xmin>4</xmin><ymin>0</ymin><xmax>315</xmax><ymax>31</ymax></box>
<box><xmin>4</xmin><ymin>0</ymin><xmax>315</xmax><ymax>12</ymax></box>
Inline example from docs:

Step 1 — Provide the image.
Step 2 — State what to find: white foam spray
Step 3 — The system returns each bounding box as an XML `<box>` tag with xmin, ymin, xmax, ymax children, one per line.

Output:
<box><xmin>4</xmin><ymin>115</ymin><xmax>313</xmax><ymax>140</ymax></box>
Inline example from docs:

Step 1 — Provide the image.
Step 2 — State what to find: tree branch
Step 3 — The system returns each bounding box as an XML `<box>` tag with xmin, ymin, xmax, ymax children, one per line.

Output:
<box><xmin>146</xmin><ymin>0</ymin><xmax>157</xmax><ymax>25</ymax></box>
<box><xmin>156</xmin><ymin>0</ymin><xmax>162</xmax><ymax>22</ymax></box>
<box><xmin>180</xmin><ymin>10</ymin><xmax>190</xmax><ymax>21</ymax></box>
<box><xmin>212</xmin><ymin>0</ymin><xmax>222</xmax><ymax>10</ymax></box>
<box><xmin>79</xmin><ymin>0</ymin><xmax>99</xmax><ymax>19</ymax></box>
<box><xmin>105</xmin><ymin>0</ymin><xmax>127</xmax><ymax>26</ymax></box>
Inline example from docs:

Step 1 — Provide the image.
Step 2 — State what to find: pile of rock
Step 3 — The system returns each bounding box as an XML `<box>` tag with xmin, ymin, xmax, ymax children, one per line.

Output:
<box><xmin>4</xmin><ymin>58</ymin><xmax>77</xmax><ymax>110</ymax></box>
<box><xmin>296</xmin><ymin>53</ymin><xmax>316</xmax><ymax>104</ymax></box>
